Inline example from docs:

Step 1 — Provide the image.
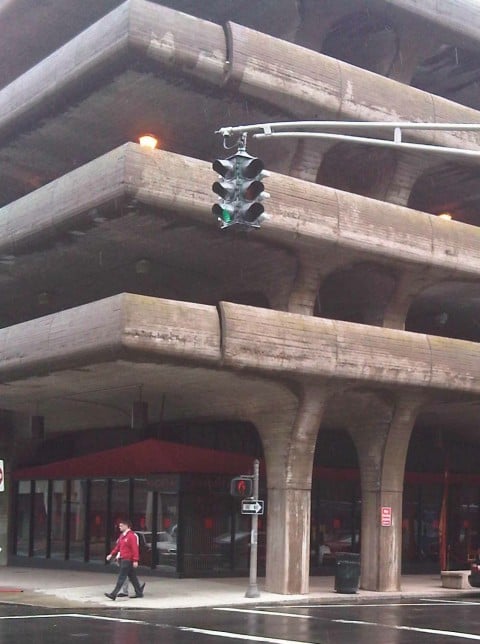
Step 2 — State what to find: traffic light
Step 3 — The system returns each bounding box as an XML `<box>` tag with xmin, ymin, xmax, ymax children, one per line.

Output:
<box><xmin>212</xmin><ymin>157</ymin><xmax>236</xmax><ymax>227</ymax></box>
<box><xmin>212</xmin><ymin>151</ymin><xmax>269</xmax><ymax>230</ymax></box>
<box><xmin>230</xmin><ymin>476</ymin><xmax>253</xmax><ymax>497</ymax></box>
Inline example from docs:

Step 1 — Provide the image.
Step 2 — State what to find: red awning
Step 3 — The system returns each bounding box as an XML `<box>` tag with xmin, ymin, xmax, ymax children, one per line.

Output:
<box><xmin>13</xmin><ymin>439</ymin><xmax>258</xmax><ymax>480</ymax></box>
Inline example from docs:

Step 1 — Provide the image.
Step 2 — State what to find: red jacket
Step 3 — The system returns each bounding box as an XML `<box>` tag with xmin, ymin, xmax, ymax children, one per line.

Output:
<box><xmin>109</xmin><ymin>529</ymin><xmax>139</xmax><ymax>563</ymax></box>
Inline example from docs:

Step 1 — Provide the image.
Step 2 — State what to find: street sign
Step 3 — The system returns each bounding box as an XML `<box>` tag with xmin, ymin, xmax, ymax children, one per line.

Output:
<box><xmin>0</xmin><ymin>459</ymin><xmax>4</xmax><ymax>492</ymax></box>
<box><xmin>241</xmin><ymin>499</ymin><xmax>264</xmax><ymax>515</ymax></box>
<box><xmin>381</xmin><ymin>506</ymin><xmax>392</xmax><ymax>526</ymax></box>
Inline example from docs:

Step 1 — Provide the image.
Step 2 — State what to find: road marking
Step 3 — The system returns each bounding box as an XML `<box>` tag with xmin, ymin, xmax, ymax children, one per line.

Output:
<box><xmin>215</xmin><ymin>602</ymin><xmax>468</xmax><ymax>615</ymax></box>
<box><xmin>179</xmin><ymin>626</ymin><xmax>319</xmax><ymax>644</ymax></box>
<box><xmin>215</xmin><ymin>608</ymin><xmax>315</xmax><ymax>619</ymax></box>
<box><xmin>420</xmin><ymin>598</ymin><xmax>480</xmax><ymax>606</ymax></box>
<box><xmin>334</xmin><ymin>618</ymin><xmax>480</xmax><ymax>640</ymax></box>
<box><xmin>263</xmin><ymin>600</ymin><xmax>480</xmax><ymax>609</ymax></box>
<box><xmin>0</xmin><ymin>613</ymin><xmax>149</xmax><ymax>625</ymax></box>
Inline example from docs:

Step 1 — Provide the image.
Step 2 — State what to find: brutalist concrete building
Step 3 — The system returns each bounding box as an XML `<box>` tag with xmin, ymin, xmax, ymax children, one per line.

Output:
<box><xmin>2</xmin><ymin>0</ymin><xmax>480</xmax><ymax>595</ymax></box>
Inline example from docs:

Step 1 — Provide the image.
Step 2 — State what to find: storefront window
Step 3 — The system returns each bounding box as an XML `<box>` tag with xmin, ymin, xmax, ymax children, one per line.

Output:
<box><xmin>111</xmin><ymin>478</ymin><xmax>130</xmax><ymax>540</ymax></box>
<box><xmin>69</xmin><ymin>480</ymin><xmax>87</xmax><ymax>561</ymax></box>
<box><xmin>447</xmin><ymin>484</ymin><xmax>480</xmax><ymax>568</ymax></box>
<box><xmin>15</xmin><ymin>481</ymin><xmax>32</xmax><ymax>556</ymax></box>
<box><xmin>32</xmin><ymin>480</ymin><xmax>49</xmax><ymax>558</ymax></box>
<box><xmin>88</xmin><ymin>479</ymin><xmax>108</xmax><ymax>562</ymax></box>
<box><xmin>311</xmin><ymin>479</ymin><xmax>361</xmax><ymax>569</ymax></box>
<box><xmin>51</xmin><ymin>480</ymin><xmax>68</xmax><ymax>559</ymax></box>
<box><xmin>182</xmin><ymin>474</ymin><xmax>233</xmax><ymax>575</ymax></box>
<box><xmin>138</xmin><ymin>475</ymin><xmax>179</xmax><ymax>571</ymax></box>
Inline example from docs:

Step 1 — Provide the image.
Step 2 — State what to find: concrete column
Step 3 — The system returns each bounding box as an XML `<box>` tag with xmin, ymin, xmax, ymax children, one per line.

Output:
<box><xmin>382</xmin><ymin>269</ymin><xmax>439</xmax><ymax>330</ymax></box>
<box><xmin>386</xmin><ymin>13</ymin><xmax>443</xmax><ymax>85</ymax></box>
<box><xmin>288</xmin><ymin>139</ymin><xmax>333</xmax><ymax>182</ymax></box>
<box><xmin>380</xmin><ymin>152</ymin><xmax>436</xmax><ymax>207</ymax></box>
<box><xmin>349</xmin><ymin>392</ymin><xmax>425</xmax><ymax>591</ymax></box>
<box><xmin>254</xmin><ymin>384</ymin><xmax>331</xmax><ymax>594</ymax></box>
<box><xmin>288</xmin><ymin>252</ymin><xmax>352</xmax><ymax>316</ymax></box>
<box><xmin>287</xmin><ymin>255</ymin><xmax>321</xmax><ymax>316</ymax></box>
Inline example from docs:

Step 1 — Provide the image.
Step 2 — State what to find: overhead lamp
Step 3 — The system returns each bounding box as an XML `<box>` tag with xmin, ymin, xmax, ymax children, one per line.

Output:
<box><xmin>138</xmin><ymin>134</ymin><xmax>158</xmax><ymax>150</ymax></box>
<box><xmin>438</xmin><ymin>212</ymin><xmax>452</xmax><ymax>221</ymax></box>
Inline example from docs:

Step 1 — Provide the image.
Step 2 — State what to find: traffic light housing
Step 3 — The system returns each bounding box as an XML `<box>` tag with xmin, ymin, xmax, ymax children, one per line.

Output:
<box><xmin>212</xmin><ymin>151</ymin><xmax>269</xmax><ymax>230</ymax></box>
<box><xmin>230</xmin><ymin>476</ymin><xmax>253</xmax><ymax>497</ymax></box>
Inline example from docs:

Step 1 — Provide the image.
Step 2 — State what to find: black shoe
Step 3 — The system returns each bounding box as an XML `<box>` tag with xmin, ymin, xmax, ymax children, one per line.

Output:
<box><xmin>104</xmin><ymin>592</ymin><xmax>116</xmax><ymax>601</ymax></box>
<box><xmin>131</xmin><ymin>594</ymin><xmax>143</xmax><ymax>598</ymax></box>
<box><xmin>140</xmin><ymin>582</ymin><xmax>146</xmax><ymax>594</ymax></box>
<box><xmin>117</xmin><ymin>592</ymin><xmax>128</xmax><ymax>597</ymax></box>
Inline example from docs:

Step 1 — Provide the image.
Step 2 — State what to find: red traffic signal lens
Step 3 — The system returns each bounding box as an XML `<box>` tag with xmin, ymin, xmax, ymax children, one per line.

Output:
<box><xmin>230</xmin><ymin>476</ymin><xmax>253</xmax><ymax>497</ymax></box>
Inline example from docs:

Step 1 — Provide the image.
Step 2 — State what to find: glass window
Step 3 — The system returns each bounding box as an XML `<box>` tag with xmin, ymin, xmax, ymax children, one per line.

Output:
<box><xmin>15</xmin><ymin>481</ymin><xmax>32</xmax><ymax>556</ymax></box>
<box><xmin>111</xmin><ymin>478</ymin><xmax>130</xmax><ymax>538</ymax></box>
<box><xmin>182</xmin><ymin>475</ymin><xmax>233</xmax><ymax>575</ymax></box>
<box><xmin>32</xmin><ymin>480</ymin><xmax>49</xmax><ymax>558</ymax></box>
<box><xmin>51</xmin><ymin>480</ymin><xmax>68</xmax><ymax>560</ymax></box>
<box><xmin>448</xmin><ymin>484</ymin><xmax>480</xmax><ymax>568</ymax></box>
<box><xmin>135</xmin><ymin>476</ymin><xmax>179</xmax><ymax>571</ymax></box>
<box><xmin>69</xmin><ymin>480</ymin><xmax>87</xmax><ymax>562</ymax></box>
<box><xmin>88</xmin><ymin>479</ymin><xmax>108</xmax><ymax>563</ymax></box>
<box><xmin>311</xmin><ymin>479</ymin><xmax>361</xmax><ymax>568</ymax></box>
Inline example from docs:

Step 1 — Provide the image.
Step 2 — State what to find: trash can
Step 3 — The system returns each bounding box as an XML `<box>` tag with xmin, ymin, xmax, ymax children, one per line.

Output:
<box><xmin>334</xmin><ymin>552</ymin><xmax>360</xmax><ymax>593</ymax></box>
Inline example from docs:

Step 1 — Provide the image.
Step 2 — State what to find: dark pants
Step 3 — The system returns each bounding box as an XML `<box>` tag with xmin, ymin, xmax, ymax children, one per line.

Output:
<box><xmin>111</xmin><ymin>559</ymin><xmax>143</xmax><ymax>597</ymax></box>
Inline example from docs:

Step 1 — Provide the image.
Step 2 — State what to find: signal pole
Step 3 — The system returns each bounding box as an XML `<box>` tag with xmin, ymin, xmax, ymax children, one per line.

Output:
<box><xmin>245</xmin><ymin>458</ymin><xmax>261</xmax><ymax>598</ymax></box>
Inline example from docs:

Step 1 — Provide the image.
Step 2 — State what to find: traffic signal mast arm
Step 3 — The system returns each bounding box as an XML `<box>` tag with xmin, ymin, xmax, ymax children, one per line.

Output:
<box><xmin>216</xmin><ymin>121</ymin><xmax>480</xmax><ymax>161</ymax></box>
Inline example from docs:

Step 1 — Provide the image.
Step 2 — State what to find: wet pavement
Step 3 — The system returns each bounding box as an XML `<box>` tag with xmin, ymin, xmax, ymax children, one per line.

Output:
<box><xmin>1</xmin><ymin>596</ymin><xmax>480</xmax><ymax>643</ymax></box>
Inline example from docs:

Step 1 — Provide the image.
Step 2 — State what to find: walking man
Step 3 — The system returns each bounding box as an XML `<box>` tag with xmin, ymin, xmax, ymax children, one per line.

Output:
<box><xmin>105</xmin><ymin>519</ymin><xmax>145</xmax><ymax>600</ymax></box>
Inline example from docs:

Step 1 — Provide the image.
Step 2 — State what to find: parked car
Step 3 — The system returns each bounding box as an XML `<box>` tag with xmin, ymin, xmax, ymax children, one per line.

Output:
<box><xmin>136</xmin><ymin>530</ymin><xmax>176</xmax><ymax>566</ymax></box>
<box><xmin>213</xmin><ymin>530</ymin><xmax>266</xmax><ymax>562</ymax></box>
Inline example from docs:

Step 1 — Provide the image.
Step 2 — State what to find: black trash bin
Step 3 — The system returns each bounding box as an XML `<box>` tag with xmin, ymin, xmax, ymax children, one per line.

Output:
<box><xmin>334</xmin><ymin>552</ymin><xmax>360</xmax><ymax>593</ymax></box>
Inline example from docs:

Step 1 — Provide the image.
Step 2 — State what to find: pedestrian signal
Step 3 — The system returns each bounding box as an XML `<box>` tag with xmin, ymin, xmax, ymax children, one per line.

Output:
<box><xmin>230</xmin><ymin>476</ymin><xmax>253</xmax><ymax>497</ymax></box>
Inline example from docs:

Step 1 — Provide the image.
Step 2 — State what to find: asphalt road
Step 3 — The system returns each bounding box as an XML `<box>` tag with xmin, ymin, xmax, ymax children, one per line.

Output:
<box><xmin>1</xmin><ymin>596</ymin><xmax>480</xmax><ymax>643</ymax></box>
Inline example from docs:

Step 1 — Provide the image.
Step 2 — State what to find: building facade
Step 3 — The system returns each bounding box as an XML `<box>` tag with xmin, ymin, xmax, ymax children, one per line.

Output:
<box><xmin>1</xmin><ymin>0</ymin><xmax>480</xmax><ymax>594</ymax></box>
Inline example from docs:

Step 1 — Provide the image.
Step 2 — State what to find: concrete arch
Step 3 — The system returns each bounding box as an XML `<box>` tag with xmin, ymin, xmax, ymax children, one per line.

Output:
<box><xmin>408</xmin><ymin>161</ymin><xmax>480</xmax><ymax>226</ymax></box>
<box><xmin>316</xmin><ymin>261</ymin><xmax>397</xmax><ymax>326</ymax></box>
<box><xmin>322</xmin><ymin>387</ymin><xmax>425</xmax><ymax>590</ymax></box>
<box><xmin>412</xmin><ymin>44</ymin><xmax>480</xmax><ymax>111</ymax></box>
<box><xmin>322</xmin><ymin>10</ymin><xmax>399</xmax><ymax>77</ymax></box>
<box><xmin>406</xmin><ymin>280</ymin><xmax>480</xmax><ymax>342</ymax></box>
<box><xmin>316</xmin><ymin>142</ymin><xmax>397</xmax><ymax>200</ymax></box>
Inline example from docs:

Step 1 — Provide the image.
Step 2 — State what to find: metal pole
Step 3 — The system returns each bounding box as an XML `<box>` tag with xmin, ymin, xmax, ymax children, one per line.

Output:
<box><xmin>217</xmin><ymin>120</ymin><xmax>480</xmax><ymax>137</ymax></box>
<box><xmin>216</xmin><ymin>120</ymin><xmax>480</xmax><ymax>162</ymax></box>
<box><xmin>245</xmin><ymin>458</ymin><xmax>260</xmax><ymax>598</ymax></box>
<box><xmin>252</xmin><ymin>130</ymin><xmax>480</xmax><ymax>160</ymax></box>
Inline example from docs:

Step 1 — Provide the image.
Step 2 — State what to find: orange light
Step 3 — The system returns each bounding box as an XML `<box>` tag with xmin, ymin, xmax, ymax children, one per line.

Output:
<box><xmin>438</xmin><ymin>212</ymin><xmax>452</xmax><ymax>220</ymax></box>
<box><xmin>138</xmin><ymin>134</ymin><xmax>158</xmax><ymax>150</ymax></box>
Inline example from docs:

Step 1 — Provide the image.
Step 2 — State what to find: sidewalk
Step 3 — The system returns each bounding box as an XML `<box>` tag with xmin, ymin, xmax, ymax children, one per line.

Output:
<box><xmin>0</xmin><ymin>567</ymin><xmax>478</xmax><ymax>609</ymax></box>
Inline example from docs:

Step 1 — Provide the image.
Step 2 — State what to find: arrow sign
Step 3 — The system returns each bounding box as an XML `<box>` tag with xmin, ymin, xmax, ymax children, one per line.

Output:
<box><xmin>241</xmin><ymin>499</ymin><xmax>264</xmax><ymax>515</ymax></box>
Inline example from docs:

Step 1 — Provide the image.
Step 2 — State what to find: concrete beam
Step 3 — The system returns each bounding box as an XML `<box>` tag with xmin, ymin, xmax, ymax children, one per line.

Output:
<box><xmin>225</xmin><ymin>22</ymin><xmax>480</xmax><ymax>152</ymax></box>
<box><xmin>0</xmin><ymin>293</ymin><xmax>220</xmax><ymax>383</ymax></box>
<box><xmin>219</xmin><ymin>301</ymin><xmax>480</xmax><ymax>395</ymax></box>
<box><xmin>2</xmin><ymin>293</ymin><xmax>480</xmax><ymax>399</ymax></box>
